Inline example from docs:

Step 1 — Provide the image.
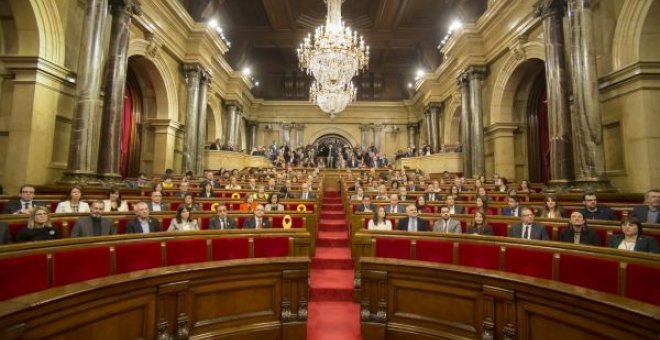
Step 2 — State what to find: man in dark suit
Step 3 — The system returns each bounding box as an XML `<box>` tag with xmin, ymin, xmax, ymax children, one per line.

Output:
<box><xmin>71</xmin><ymin>201</ymin><xmax>116</xmax><ymax>237</ymax></box>
<box><xmin>396</xmin><ymin>204</ymin><xmax>430</xmax><ymax>232</ymax></box>
<box><xmin>424</xmin><ymin>187</ymin><xmax>442</xmax><ymax>202</ymax></box>
<box><xmin>558</xmin><ymin>211</ymin><xmax>601</xmax><ymax>246</ymax></box>
<box><xmin>384</xmin><ymin>194</ymin><xmax>405</xmax><ymax>214</ymax></box>
<box><xmin>356</xmin><ymin>196</ymin><xmax>377</xmax><ymax>213</ymax></box>
<box><xmin>630</xmin><ymin>189</ymin><xmax>660</xmax><ymax>224</ymax></box>
<box><xmin>508</xmin><ymin>207</ymin><xmax>549</xmax><ymax>240</ymax></box>
<box><xmin>501</xmin><ymin>195</ymin><xmax>521</xmax><ymax>217</ymax></box>
<box><xmin>125</xmin><ymin>202</ymin><xmax>162</xmax><ymax>234</ymax></box>
<box><xmin>2</xmin><ymin>185</ymin><xmax>46</xmax><ymax>214</ymax></box>
<box><xmin>298</xmin><ymin>183</ymin><xmax>316</xmax><ymax>200</ymax></box>
<box><xmin>0</xmin><ymin>221</ymin><xmax>12</xmax><ymax>245</ymax></box>
<box><xmin>242</xmin><ymin>205</ymin><xmax>271</xmax><ymax>229</ymax></box>
<box><xmin>209</xmin><ymin>204</ymin><xmax>237</xmax><ymax>230</ymax></box>
<box><xmin>580</xmin><ymin>192</ymin><xmax>617</xmax><ymax>221</ymax></box>
<box><xmin>445</xmin><ymin>195</ymin><xmax>464</xmax><ymax>215</ymax></box>
<box><xmin>147</xmin><ymin>191</ymin><xmax>169</xmax><ymax>212</ymax></box>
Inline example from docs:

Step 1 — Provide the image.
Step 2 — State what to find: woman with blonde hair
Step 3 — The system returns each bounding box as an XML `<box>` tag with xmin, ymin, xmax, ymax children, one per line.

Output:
<box><xmin>16</xmin><ymin>206</ymin><xmax>61</xmax><ymax>242</ymax></box>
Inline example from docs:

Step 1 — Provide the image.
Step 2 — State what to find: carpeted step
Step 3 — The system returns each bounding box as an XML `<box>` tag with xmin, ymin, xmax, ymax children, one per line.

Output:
<box><xmin>323</xmin><ymin>203</ymin><xmax>344</xmax><ymax>211</ymax></box>
<box><xmin>321</xmin><ymin>210</ymin><xmax>345</xmax><ymax>218</ymax></box>
<box><xmin>312</xmin><ymin>247</ymin><xmax>354</xmax><ymax>270</ymax></box>
<box><xmin>307</xmin><ymin>301</ymin><xmax>360</xmax><ymax>340</ymax></box>
<box><xmin>324</xmin><ymin>192</ymin><xmax>341</xmax><ymax>197</ymax></box>
<box><xmin>317</xmin><ymin>231</ymin><xmax>349</xmax><ymax>247</ymax></box>
<box><xmin>322</xmin><ymin>197</ymin><xmax>343</xmax><ymax>203</ymax></box>
<box><xmin>309</xmin><ymin>269</ymin><xmax>354</xmax><ymax>301</ymax></box>
<box><xmin>319</xmin><ymin>220</ymin><xmax>347</xmax><ymax>232</ymax></box>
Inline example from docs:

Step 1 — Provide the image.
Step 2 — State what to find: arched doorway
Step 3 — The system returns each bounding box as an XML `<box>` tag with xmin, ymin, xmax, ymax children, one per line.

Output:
<box><xmin>526</xmin><ymin>72</ymin><xmax>549</xmax><ymax>183</ymax></box>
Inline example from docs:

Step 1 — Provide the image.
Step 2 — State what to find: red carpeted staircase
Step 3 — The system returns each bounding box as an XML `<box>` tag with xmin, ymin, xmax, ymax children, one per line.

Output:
<box><xmin>307</xmin><ymin>191</ymin><xmax>360</xmax><ymax>340</ymax></box>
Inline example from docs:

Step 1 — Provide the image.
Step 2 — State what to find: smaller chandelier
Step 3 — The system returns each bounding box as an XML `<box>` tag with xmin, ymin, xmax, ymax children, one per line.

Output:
<box><xmin>310</xmin><ymin>81</ymin><xmax>356</xmax><ymax>119</ymax></box>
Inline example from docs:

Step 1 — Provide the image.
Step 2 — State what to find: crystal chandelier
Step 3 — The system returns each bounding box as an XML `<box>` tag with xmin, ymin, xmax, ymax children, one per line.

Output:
<box><xmin>297</xmin><ymin>0</ymin><xmax>369</xmax><ymax>116</ymax></box>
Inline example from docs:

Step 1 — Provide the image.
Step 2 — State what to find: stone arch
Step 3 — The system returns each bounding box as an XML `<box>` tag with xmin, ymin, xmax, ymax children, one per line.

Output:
<box><xmin>442</xmin><ymin>93</ymin><xmax>460</xmax><ymax>146</ymax></box>
<box><xmin>612</xmin><ymin>0</ymin><xmax>654</xmax><ymax>70</ymax></box>
<box><xmin>128</xmin><ymin>39</ymin><xmax>178</xmax><ymax>120</ymax></box>
<box><xmin>447</xmin><ymin>105</ymin><xmax>462</xmax><ymax>147</ymax></box>
<box><xmin>207</xmin><ymin>94</ymin><xmax>223</xmax><ymax>142</ymax></box>
<box><xmin>4</xmin><ymin>0</ymin><xmax>65</xmax><ymax>62</ymax></box>
<box><xmin>307</xmin><ymin>127</ymin><xmax>357</xmax><ymax>146</ymax></box>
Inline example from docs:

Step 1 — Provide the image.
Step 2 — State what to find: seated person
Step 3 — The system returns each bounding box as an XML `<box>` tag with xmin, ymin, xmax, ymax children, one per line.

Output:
<box><xmin>246</xmin><ymin>178</ymin><xmax>258</xmax><ymax>190</ymax></box>
<box><xmin>201</xmin><ymin>171</ymin><xmax>220</xmax><ymax>189</ymax></box>
<box><xmin>161</xmin><ymin>175</ymin><xmax>174</xmax><ymax>189</ymax></box>
<box><xmin>398</xmin><ymin>187</ymin><xmax>409</xmax><ymax>201</ymax></box>
<box><xmin>445</xmin><ymin>195</ymin><xmax>465</xmax><ymax>215</ymax></box>
<box><xmin>55</xmin><ymin>185</ymin><xmax>90</xmax><ymax>213</ymax></box>
<box><xmin>239</xmin><ymin>195</ymin><xmax>258</xmax><ymax>212</ymax></box>
<box><xmin>466</xmin><ymin>210</ymin><xmax>494</xmax><ymax>236</ymax></box>
<box><xmin>396</xmin><ymin>204</ymin><xmax>430</xmax><ymax>232</ymax></box>
<box><xmin>176</xmin><ymin>181</ymin><xmax>189</xmax><ymax>198</ymax></box>
<box><xmin>518</xmin><ymin>179</ymin><xmax>532</xmax><ymax>194</ymax></box>
<box><xmin>242</xmin><ymin>204</ymin><xmax>271</xmax><ymax>229</ymax></box>
<box><xmin>384</xmin><ymin>194</ymin><xmax>405</xmax><ymax>214</ymax></box>
<box><xmin>630</xmin><ymin>189</ymin><xmax>660</xmax><ymax>224</ymax></box>
<box><xmin>167</xmin><ymin>205</ymin><xmax>199</xmax><ymax>232</ymax></box>
<box><xmin>537</xmin><ymin>194</ymin><xmax>567</xmax><ymax>218</ymax></box>
<box><xmin>368</xmin><ymin>206</ymin><xmax>392</xmax><ymax>231</ymax></box>
<box><xmin>424</xmin><ymin>185</ymin><xmax>441</xmax><ymax>203</ymax></box>
<box><xmin>298</xmin><ymin>183</ymin><xmax>316</xmax><ymax>199</ymax></box>
<box><xmin>579</xmin><ymin>192</ymin><xmax>617</xmax><ymax>221</ymax></box>
<box><xmin>432</xmin><ymin>205</ymin><xmax>462</xmax><ymax>234</ymax></box>
<box><xmin>356</xmin><ymin>196</ymin><xmax>376</xmax><ymax>213</ymax></box>
<box><xmin>266</xmin><ymin>178</ymin><xmax>278</xmax><ymax>191</ymax></box>
<box><xmin>147</xmin><ymin>191</ymin><xmax>169</xmax><ymax>212</ymax></box>
<box><xmin>16</xmin><ymin>206</ymin><xmax>61</xmax><ymax>242</ymax></box>
<box><xmin>103</xmin><ymin>187</ymin><xmax>129</xmax><ymax>212</ymax></box>
<box><xmin>607</xmin><ymin>218</ymin><xmax>659</xmax><ymax>253</ymax></box>
<box><xmin>125</xmin><ymin>202</ymin><xmax>162</xmax><ymax>234</ymax></box>
<box><xmin>182</xmin><ymin>193</ymin><xmax>201</xmax><ymax>212</ymax></box>
<box><xmin>127</xmin><ymin>172</ymin><xmax>150</xmax><ymax>189</ymax></box>
<box><xmin>198</xmin><ymin>181</ymin><xmax>215</xmax><ymax>199</ymax></box>
<box><xmin>559</xmin><ymin>211</ymin><xmax>601</xmax><ymax>246</ymax></box>
<box><xmin>209</xmin><ymin>204</ymin><xmax>237</xmax><ymax>230</ymax></box>
<box><xmin>2</xmin><ymin>185</ymin><xmax>46</xmax><ymax>214</ymax></box>
<box><xmin>252</xmin><ymin>185</ymin><xmax>269</xmax><ymax>200</ymax></box>
<box><xmin>501</xmin><ymin>195</ymin><xmax>521</xmax><ymax>217</ymax></box>
<box><xmin>224</xmin><ymin>176</ymin><xmax>242</xmax><ymax>190</ymax></box>
<box><xmin>71</xmin><ymin>201</ymin><xmax>116</xmax><ymax>237</ymax></box>
<box><xmin>374</xmin><ymin>184</ymin><xmax>389</xmax><ymax>201</ymax></box>
<box><xmin>0</xmin><ymin>221</ymin><xmax>11</xmax><ymax>244</ymax></box>
<box><xmin>264</xmin><ymin>193</ymin><xmax>285</xmax><ymax>212</ymax></box>
<box><xmin>474</xmin><ymin>195</ymin><xmax>489</xmax><ymax>214</ymax></box>
<box><xmin>508</xmin><ymin>207</ymin><xmax>549</xmax><ymax>240</ymax></box>
<box><xmin>350</xmin><ymin>187</ymin><xmax>365</xmax><ymax>201</ymax></box>
<box><xmin>416</xmin><ymin>196</ymin><xmax>433</xmax><ymax>214</ymax></box>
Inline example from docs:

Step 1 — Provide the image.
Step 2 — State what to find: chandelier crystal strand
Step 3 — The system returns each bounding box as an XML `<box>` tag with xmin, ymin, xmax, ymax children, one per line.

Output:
<box><xmin>297</xmin><ymin>0</ymin><xmax>369</xmax><ymax>117</ymax></box>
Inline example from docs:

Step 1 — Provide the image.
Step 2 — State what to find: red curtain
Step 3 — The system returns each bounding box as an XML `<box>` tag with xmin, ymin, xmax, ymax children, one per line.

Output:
<box><xmin>120</xmin><ymin>85</ymin><xmax>132</xmax><ymax>178</ymax></box>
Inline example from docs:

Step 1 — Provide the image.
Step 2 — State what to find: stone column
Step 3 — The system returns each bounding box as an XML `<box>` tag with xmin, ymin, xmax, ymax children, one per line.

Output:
<box><xmin>373</xmin><ymin>124</ymin><xmax>383</xmax><ymax>152</ymax></box>
<box><xmin>407</xmin><ymin>124</ymin><xmax>417</xmax><ymax>149</ymax></box>
<box><xmin>63</xmin><ymin>0</ymin><xmax>108</xmax><ymax>182</ymax></box>
<box><xmin>429</xmin><ymin>106</ymin><xmax>439</xmax><ymax>153</ymax></box>
<box><xmin>97</xmin><ymin>0</ymin><xmax>141</xmax><ymax>180</ymax></box>
<box><xmin>536</xmin><ymin>0</ymin><xmax>574</xmax><ymax>190</ymax></box>
<box><xmin>457</xmin><ymin>73</ymin><xmax>472</xmax><ymax>177</ymax></box>
<box><xmin>181</xmin><ymin>64</ymin><xmax>201</xmax><ymax>173</ymax></box>
<box><xmin>566</xmin><ymin>0</ymin><xmax>611</xmax><ymax>190</ymax></box>
<box><xmin>295</xmin><ymin>124</ymin><xmax>305</xmax><ymax>147</ymax></box>
<box><xmin>234</xmin><ymin>107</ymin><xmax>243</xmax><ymax>149</ymax></box>
<box><xmin>359</xmin><ymin>124</ymin><xmax>369</xmax><ymax>149</ymax></box>
<box><xmin>282</xmin><ymin>123</ymin><xmax>292</xmax><ymax>146</ymax></box>
<box><xmin>424</xmin><ymin>111</ymin><xmax>432</xmax><ymax>148</ymax></box>
<box><xmin>468</xmin><ymin>66</ymin><xmax>487</xmax><ymax>178</ymax></box>
<box><xmin>247</xmin><ymin>122</ymin><xmax>258</xmax><ymax>152</ymax></box>
<box><xmin>225</xmin><ymin>102</ymin><xmax>237</xmax><ymax>147</ymax></box>
<box><xmin>436</xmin><ymin>105</ymin><xmax>445</xmax><ymax>151</ymax></box>
<box><xmin>195</xmin><ymin>70</ymin><xmax>211</xmax><ymax>175</ymax></box>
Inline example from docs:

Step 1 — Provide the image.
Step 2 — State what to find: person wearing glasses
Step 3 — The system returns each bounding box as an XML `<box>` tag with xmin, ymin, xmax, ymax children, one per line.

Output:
<box><xmin>16</xmin><ymin>206</ymin><xmax>61</xmax><ymax>242</ymax></box>
<box><xmin>209</xmin><ymin>204</ymin><xmax>237</xmax><ymax>230</ymax></box>
<box><xmin>242</xmin><ymin>204</ymin><xmax>272</xmax><ymax>229</ymax></box>
<box><xmin>2</xmin><ymin>185</ymin><xmax>46</xmax><ymax>214</ymax></box>
<box><xmin>508</xmin><ymin>207</ymin><xmax>549</xmax><ymax>240</ymax></box>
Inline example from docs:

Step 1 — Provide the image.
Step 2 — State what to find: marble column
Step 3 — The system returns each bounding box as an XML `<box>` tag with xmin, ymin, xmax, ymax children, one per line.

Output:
<box><xmin>457</xmin><ymin>73</ymin><xmax>472</xmax><ymax>177</ymax></box>
<box><xmin>97</xmin><ymin>0</ymin><xmax>141</xmax><ymax>179</ymax></box>
<box><xmin>468</xmin><ymin>66</ymin><xmax>487</xmax><ymax>177</ymax></box>
<box><xmin>359</xmin><ymin>124</ymin><xmax>369</xmax><ymax>149</ymax></box>
<box><xmin>225</xmin><ymin>102</ymin><xmax>237</xmax><ymax>147</ymax></box>
<box><xmin>436</xmin><ymin>104</ymin><xmax>445</xmax><ymax>151</ymax></box>
<box><xmin>424</xmin><ymin>111</ymin><xmax>432</xmax><ymax>148</ymax></box>
<box><xmin>195</xmin><ymin>70</ymin><xmax>211</xmax><ymax>175</ymax></box>
<box><xmin>295</xmin><ymin>124</ymin><xmax>305</xmax><ymax>147</ymax></box>
<box><xmin>566</xmin><ymin>0</ymin><xmax>611</xmax><ymax>190</ymax></box>
<box><xmin>63</xmin><ymin>0</ymin><xmax>108</xmax><ymax>182</ymax></box>
<box><xmin>407</xmin><ymin>124</ymin><xmax>417</xmax><ymax>149</ymax></box>
<box><xmin>536</xmin><ymin>0</ymin><xmax>574</xmax><ymax>189</ymax></box>
<box><xmin>233</xmin><ymin>107</ymin><xmax>243</xmax><ymax>148</ymax></box>
<box><xmin>282</xmin><ymin>123</ymin><xmax>292</xmax><ymax>146</ymax></box>
<box><xmin>247</xmin><ymin>122</ymin><xmax>257</xmax><ymax>152</ymax></box>
<box><xmin>373</xmin><ymin>124</ymin><xmax>383</xmax><ymax>152</ymax></box>
<box><xmin>428</xmin><ymin>103</ymin><xmax>443</xmax><ymax>153</ymax></box>
<box><xmin>182</xmin><ymin>64</ymin><xmax>201</xmax><ymax>173</ymax></box>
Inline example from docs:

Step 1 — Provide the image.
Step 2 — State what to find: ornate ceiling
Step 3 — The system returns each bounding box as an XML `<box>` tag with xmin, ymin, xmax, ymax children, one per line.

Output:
<box><xmin>179</xmin><ymin>0</ymin><xmax>487</xmax><ymax>101</ymax></box>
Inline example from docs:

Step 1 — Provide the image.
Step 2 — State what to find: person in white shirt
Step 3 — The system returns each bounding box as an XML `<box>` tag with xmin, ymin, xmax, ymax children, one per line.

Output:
<box><xmin>167</xmin><ymin>205</ymin><xmax>199</xmax><ymax>232</ymax></box>
<box><xmin>368</xmin><ymin>206</ymin><xmax>392</xmax><ymax>231</ymax></box>
<box><xmin>432</xmin><ymin>206</ymin><xmax>462</xmax><ymax>233</ymax></box>
<box><xmin>55</xmin><ymin>185</ymin><xmax>90</xmax><ymax>213</ymax></box>
<box><xmin>103</xmin><ymin>187</ymin><xmax>129</xmax><ymax>212</ymax></box>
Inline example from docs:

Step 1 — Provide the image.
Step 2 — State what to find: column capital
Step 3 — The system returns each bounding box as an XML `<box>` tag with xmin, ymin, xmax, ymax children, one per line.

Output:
<box><xmin>224</xmin><ymin>100</ymin><xmax>241</xmax><ymax>110</ymax></box>
<box><xmin>200</xmin><ymin>69</ymin><xmax>213</xmax><ymax>84</ymax></box>
<box><xmin>407</xmin><ymin>123</ymin><xmax>418</xmax><ymax>129</ymax></box>
<box><xmin>534</xmin><ymin>0</ymin><xmax>565</xmax><ymax>19</ymax></box>
<box><xmin>110</xmin><ymin>0</ymin><xmax>141</xmax><ymax>17</ymax></box>
<box><xmin>281</xmin><ymin>123</ymin><xmax>292</xmax><ymax>130</ymax></box>
<box><xmin>465</xmin><ymin>65</ymin><xmax>488</xmax><ymax>80</ymax></box>
<box><xmin>295</xmin><ymin>123</ymin><xmax>305</xmax><ymax>130</ymax></box>
<box><xmin>183</xmin><ymin>63</ymin><xmax>202</xmax><ymax>84</ymax></box>
<box><xmin>359</xmin><ymin>124</ymin><xmax>371</xmax><ymax>132</ymax></box>
<box><xmin>373</xmin><ymin>124</ymin><xmax>384</xmax><ymax>132</ymax></box>
<box><xmin>426</xmin><ymin>102</ymin><xmax>444</xmax><ymax>113</ymax></box>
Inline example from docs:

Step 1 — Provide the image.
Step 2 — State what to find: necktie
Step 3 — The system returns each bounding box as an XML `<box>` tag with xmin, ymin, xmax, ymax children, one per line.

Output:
<box><xmin>220</xmin><ymin>219</ymin><xmax>225</xmax><ymax>230</ymax></box>
<box><xmin>257</xmin><ymin>219</ymin><xmax>262</xmax><ymax>229</ymax></box>
<box><xmin>391</xmin><ymin>206</ymin><xmax>395</xmax><ymax>213</ymax></box>
<box><xmin>24</xmin><ymin>202</ymin><xmax>30</xmax><ymax>210</ymax></box>
<box><xmin>523</xmin><ymin>225</ymin><xmax>530</xmax><ymax>240</ymax></box>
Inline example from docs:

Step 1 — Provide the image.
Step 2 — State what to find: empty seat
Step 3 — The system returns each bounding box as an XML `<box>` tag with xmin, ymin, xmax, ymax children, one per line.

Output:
<box><xmin>0</xmin><ymin>254</ymin><xmax>49</xmax><ymax>301</ymax></box>
<box><xmin>253</xmin><ymin>237</ymin><xmax>290</xmax><ymax>258</ymax></box>
<box><xmin>457</xmin><ymin>242</ymin><xmax>500</xmax><ymax>270</ymax></box>
<box><xmin>374</xmin><ymin>238</ymin><xmax>411</xmax><ymax>260</ymax></box>
<box><xmin>53</xmin><ymin>247</ymin><xmax>111</xmax><ymax>286</ymax></box>
<box><xmin>211</xmin><ymin>237</ymin><xmax>250</xmax><ymax>260</ymax></box>
<box><xmin>504</xmin><ymin>246</ymin><xmax>553</xmax><ymax>280</ymax></box>
<box><xmin>165</xmin><ymin>239</ymin><xmax>207</xmax><ymax>266</ymax></box>
<box><xmin>558</xmin><ymin>253</ymin><xmax>619</xmax><ymax>295</ymax></box>
<box><xmin>415</xmin><ymin>239</ymin><xmax>453</xmax><ymax>264</ymax></box>
<box><xmin>115</xmin><ymin>241</ymin><xmax>162</xmax><ymax>274</ymax></box>
<box><xmin>625</xmin><ymin>263</ymin><xmax>660</xmax><ymax>306</ymax></box>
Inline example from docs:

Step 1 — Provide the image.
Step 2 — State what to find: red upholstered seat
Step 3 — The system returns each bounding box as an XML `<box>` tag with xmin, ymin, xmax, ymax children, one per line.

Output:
<box><xmin>253</xmin><ymin>237</ymin><xmax>290</xmax><ymax>257</ymax></box>
<box><xmin>114</xmin><ymin>241</ymin><xmax>162</xmax><ymax>274</ymax></box>
<box><xmin>170</xmin><ymin>202</ymin><xmax>181</xmax><ymax>211</ymax></box>
<box><xmin>270</xmin><ymin>216</ymin><xmax>304</xmax><ymax>229</ymax></box>
<box><xmin>415</xmin><ymin>239</ymin><xmax>453</xmax><ymax>264</ymax></box>
<box><xmin>558</xmin><ymin>253</ymin><xmax>619</xmax><ymax>294</ymax></box>
<box><xmin>458</xmin><ymin>242</ymin><xmax>500</xmax><ymax>270</ymax></box>
<box><xmin>53</xmin><ymin>247</ymin><xmax>111</xmax><ymax>286</ymax></box>
<box><xmin>211</xmin><ymin>237</ymin><xmax>250</xmax><ymax>260</ymax></box>
<box><xmin>165</xmin><ymin>239</ymin><xmax>207</xmax><ymax>265</ymax></box>
<box><xmin>236</xmin><ymin>216</ymin><xmax>247</xmax><ymax>229</ymax></box>
<box><xmin>490</xmin><ymin>222</ymin><xmax>509</xmax><ymax>237</ymax></box>
<box><xmin>459</xmin><ymin>220</ymin><xmax>467</xmax><ymax>233</ymax></box>
<box><xmin>199</xmin><ymin>216</ymin><xmax>211</xmax><ymax>230</ymax></box>
<box><xmin>116</xmin><ymin>218</ymin><xmax>129</xmax><ymax>234</ymax></box>
<box><xmin>0</xmin><ymin>254</ymin><xmax>49</xmax><ymax>301</ymax></box>
<box><xmin>161</xmin><ymin>217</ymin><xmax>173</xmax><ymax>231</ymax></box>
<box><xmin>504</xmin><ymin>246</ymin><xmax>553</xmax><ymax>280</ymax></box>
<box><xmin>625</xmin><ymin>263</ymin><xmax>660</xmax><ymax>306</ymax></box>
<box><xmin>375</xmin><ymin>238</ymin><xmax>411</xmax><ymax>260</ymax></box>
<box><xmin>201</xmin><ymin>202</ymin><xmax>213</xmax><ymax>211</ymax></box>
<box><xmin>8</xmin><ymin>222</ymin><xmax>28</xmax><ymax>240</ymax></box>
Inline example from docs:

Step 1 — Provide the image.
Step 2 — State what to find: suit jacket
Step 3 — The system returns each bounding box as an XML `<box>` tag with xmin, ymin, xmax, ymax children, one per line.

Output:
<box><xmin>242</xmin><ymin>216</ymin><xmax>272</xmax><ymax>229</ymax></box>
<box><xmin>384</xmin><ymin>204</ymin><xmax>405</xmax><ymax>214</ymax></box>
<box><xmin>356</xmin><ymin>204</ymin><xmax>377</xmax><ymax>213</ymax></box>
<box><xmin>432</xmin><ymin>218</ymin><xmax>462</xmax><ymax>233</ymax></box>
<box><xmin>2</xmin><ymin>200</ymin><xmax>47</xmax><ymax>214</ymax></box>
<box><xmin>396</xmin><ymin>217</ymin><xmax>430</xmax><ymax>232</ymax></box>
<box><xmin>501</xmin><ymin>207</ymin><xmax>521</xmax><ymax>217</ymax></box>
<box><xmin>147</xmin><ymin>202</ymin><xmax>169</xmax><ymax>212</ymax></box>
<box><xmin>466</xmin><ymin>224</ymin><xmax>494</xmax><ymax>236</ymax></box>
<box><xmin>71</xmin><ymin>216</ymin><xmax>116</xmax><ymax>237</ymax></box>
<box><xmin>448</xmin><ymin>205</ymin><xmax>465</xmax><ymax>215</ymax></box>
<box><xmin>0</xmin><ymin>222</ymin><xmax>12</xmax><ymax>245</ymax></box>
<box><xmin>558</xmin><ymin>226</ymin><xmax>601</xmax><ymax>246</ymax></box>
<box><xmin>607</xmin><ymin>234</ymin><xmax>659</xmax><ymax>253</ymax></box>
<box><xmin>297</xmin><ymin>192</ymin><xmax>316</xmax><ymax>200</ymax></box>
<box><xmin>508</xmin><ymin>222</ymin><xmax>549</xmax><ymax>240</ymax></box>
<box><xmin>424</xmin><ymin>192</ymin><xmax>442</xmax><ymax>202</ymax></box>
<box><xmin>209</xmin><ymin>216</ymin><xmax>238</xmax><ymax>230</ymax></box>
<box><xmin>580</xmin><ymin>206</ymin><xmax>617</xmax><ymax>221</ymax></box>
<box><xmin>125</xmin><ymin>217</ymin><xmax>162</xmax><ymax>234</ymax></box>
<box><xmin>630</xmin><ymin>206</ymin><xmax>660</xmax><ymax>224</ymax></box>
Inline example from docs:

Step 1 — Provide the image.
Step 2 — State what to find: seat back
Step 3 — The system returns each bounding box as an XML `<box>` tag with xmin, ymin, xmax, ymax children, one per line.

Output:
<box><xmin>457</xmin><ymin>242</ymin><xmax>500</xmax><ymax>270</ymax></box>
<box><xmin>165</xmin><ymin>239</ymin><xmax>207</xmax><ymax>266</ymax></box>
<box><xmin>558</xmin><ymin>253</ymin><xmax>619</xmax><ymax>294</ymax></box>
<box><xmin>253</xmin><ymin>237</ymin><xmax>290</xmax><ymax>257</ymax></box>
<box><xmin>504</xmin><ymin>246</ymin><xmax>553</xmax><ymax>280</ymax></box>
<box><xmin>211</xmin><ymin>237</ymin><xmax>250</xmax><ymax>260</ymax></box>
<box><xmin>115</xmin><ymin>241</ymin><xmax>162</xmax><ymax>274</ymax></box>
<box><xmin>53</xmin><ymin>247</ymin><xmax>111</xmax><ymax>286</ymax></box>
<box><xmin>625</xmin><ymin>263</ymin><xmax>660</xmax><ymax>305</ymax></box>
<box><xmin>415</xmin><ymin>239</ymin><xmax>453</xmax><ymax>264</ymax></box>
<box><xmin>0</xmin><ymin>254</ymin><xmax>49</xmax><ymax>301</ymax></box>
<box><xmin>374</xmin><ymin>238</ymin><xmax>411</xmax><ymax>260</ymax></box>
